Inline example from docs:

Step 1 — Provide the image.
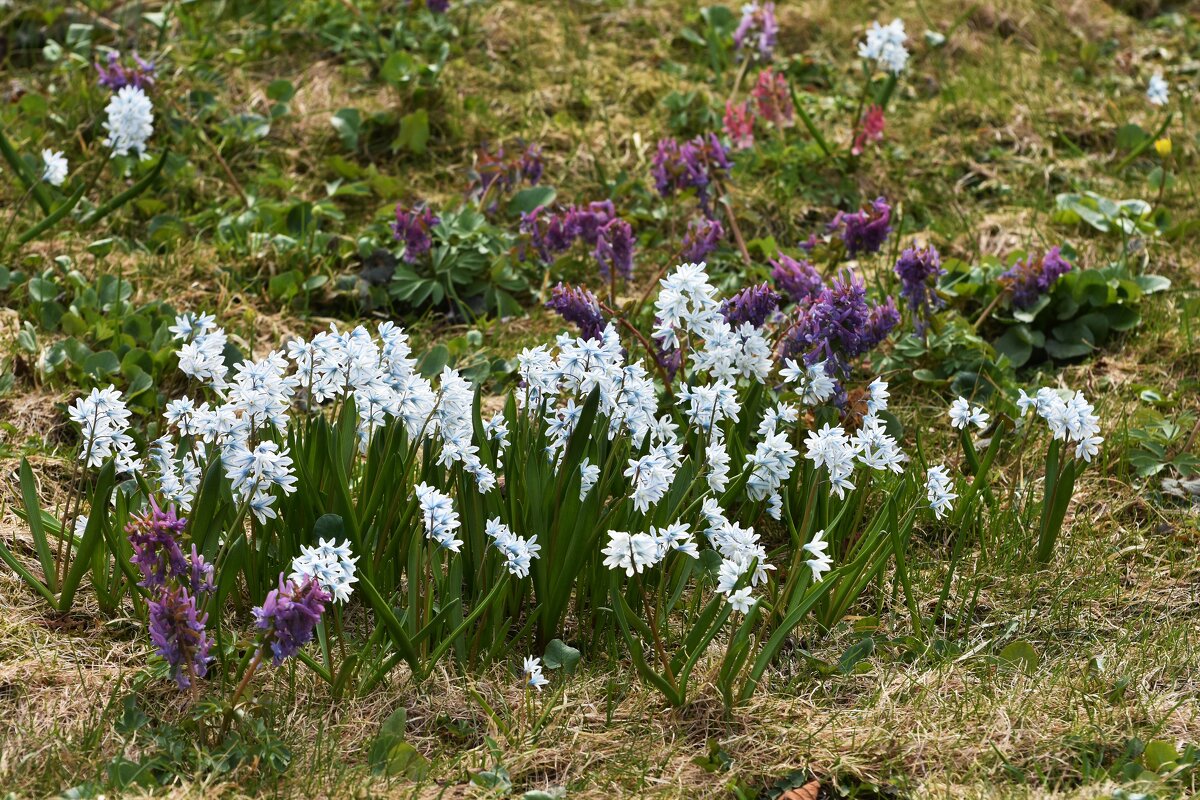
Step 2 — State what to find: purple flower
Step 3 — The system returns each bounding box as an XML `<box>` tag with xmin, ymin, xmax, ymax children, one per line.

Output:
<box><xmin>149</xmin><ymin>585</ymin><xmax>210</xmax><ymax>689</ymax></box>
<box><xmin>127</xmin><ymin>497</ymin><xmax>189</xmax><ymax>590</ymax></box>
<box><xmin>519</xmin><ymin>144</ymin><xmax>543</xmax><ymax>185</ymax></box>
<box><xmin>681</xmin><ymin>218</ymin><xmax>724</xmax><ymax>262</ymax></box>
<box><xmin>651</xmin><ymin>134</ymin><xmax>732</xmax><ymax>215</ymax></box>
<box><xmin>594</xmin><ymin>217</ymin><xmax>635</xmax><ymax>283</ymax></box>
<box><xmin>771</xmin><ymin>254</ymin><xmax>824</xmax><ymax>303</ymax></box>
<box><xmin>781</xmin><ymin>269</ymin><xmax>898</xmax><ymax>379</ymax></box>
<box><xmin>188</xmin><ymin>544</ymin><xmax>215</xmax><ymax>596</ymax></box>
<box><xmin>653</xmin><ymin>325</ymin><xmax>684</xmax><ymax>381</ymax></box>
<box><xmin>546</xmin><ymin>283</ymin><xmax>607</xmax><ymax>341</ymax></box>
<box><xmin>829</xmin><ymin>197</ymin><xmax>892</xmax><ymax>256</ymax></box>
<box><xmin>999</xmin><ymin>247</ymin><xmax>1072</xmax><ymax>310</ymax></box>
<box><xmin>894</xmin><ymin>244</ymin><xmax>945</xmax><ymax>334</ymax></box>
<box><xmin>571</xmin><ymin>200</ymin><xmax>615</xmax><ymax>246</ymax></box>
<box><xmin>427</xmin><ymin>0</ymin><xmax>450</xmax><ymax>12</ymax></box>
<box><xmin>521</xmin><ymin>206</ymin><xmax>578</xmax><ymax>264</ymax></box>
<box><xmin>392</xmin><ymin>204</ymin><xmax>439</xmax><ymax>263</ymax></box>
<box><xmin>721</xmin><ymin>283</ymin><xmax>780</xmax><ymax>328</ymax></box>
<box><xmin>734</xmin><ymin>2</ymin><xmax>778</xmax><ymax>61</ymax></box>
<box><xmin>95</xmin><ymin>51</ymin><xmax>156</xmax><ymax>92</ymax></box>
<box><xmin>253</xmin><ymin>574</ymin><xmax>331</xmax><ymax>666</ymax></box>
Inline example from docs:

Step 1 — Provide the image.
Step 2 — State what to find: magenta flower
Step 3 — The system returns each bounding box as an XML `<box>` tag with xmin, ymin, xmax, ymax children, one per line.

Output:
<box><xmin>253</xmin><ymin>574</ymin><xmax>331</xmax><ymax>665</ymax></box>
<box><xmin>751</xmin><ymin>69</ymin><xmax>794</xmax><ymax>128</ymax></box>
<box><xmin>852</xmin><ymin>106</ymin><xmax>886</xmax><ymax>156</ymax></box>
<box><xmin>724</xmin><ymin>101</ymin><xmax>756</xmax><ymax>150</ymax></box>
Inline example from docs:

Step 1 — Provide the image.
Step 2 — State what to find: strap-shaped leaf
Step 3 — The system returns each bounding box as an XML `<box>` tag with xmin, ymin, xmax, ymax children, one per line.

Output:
<box><xmin>58</xmin><ymin>460</ymin><xmax>116</xmax><ymax>613</ymax></box>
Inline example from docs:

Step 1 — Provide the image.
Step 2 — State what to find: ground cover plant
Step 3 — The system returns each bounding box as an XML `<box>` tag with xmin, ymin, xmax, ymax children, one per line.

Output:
<box><xmin>1</xmin><ymin>1</ymin><xmax>1199</xmax><ymax>798</ymax></box>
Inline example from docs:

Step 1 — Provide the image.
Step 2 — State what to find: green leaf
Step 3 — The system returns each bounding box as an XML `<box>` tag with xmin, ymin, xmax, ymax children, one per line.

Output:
<box><xmin>380</xmin><ymin>51</ymin><xmax>417</xmax><ymax>86</ymax></box>
<box><xmin>19</xmin><ymin>458</ymin><xmax>58</xmax><ymax>592</ymax></box>
<box><xmin>836</xmin><ymin>636</ymin><xmax>875</xmax><ymax>674</ymax></box>
<box><xmin>997</xmin><ymin>640</ymin><xmax>1040</xmax><ymax>674</ymax></box>
<box><xmin>59</xmin><ymin>460</ymin><xmax>116</xmax><ymax>613</ymax></box>
<box><xmin>507</xmin><ymin>186</ymin><xmax>557</xmax><ymax>216</ymax></box>
<box><xmin>330</xmin><ymin>108</ymin><xmax>362</xmax><ymax>150</ymax></box>
<box><xmin>82</xmin><ymin>350</ymin><xmax>121</xmax><ymax>379</ymax></box>
<box><xmin>1135</xmin><ymin>274</ymin><xmax>1171</xmax><ymax>294</ymax></box>
<box><xmin>394</xmin><ymin>110</ymin><xmax>430</xmax><ymax>154</ymax></box>
<box><xmin>1143</xmin><ymin>739</ymin><xmax>1179</xmax><ymax>771</ymax></box>
<box><xmin>313</xmin><ymin>514</ymin><xmax>344</xmax><ymax>543</ymax></box>
<box><xmin>542</xmin><ymin>638</ymin><xmax>581</xmax><ymax>675</ymax></box>
<box><xmin>418</xmin><ymin>344</ymin><xmax>450</xmax><ymax>378</ymax></box>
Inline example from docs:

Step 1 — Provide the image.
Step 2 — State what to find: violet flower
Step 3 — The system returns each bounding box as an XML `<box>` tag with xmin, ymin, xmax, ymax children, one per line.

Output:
<box><xmin>594</xmin><ymin>217</ymin><xmax>635</xmax><ymax>282</ymax></box>
<box><xmin>781</xmin><ymin>269</ymin><xmax>898</xmax><ymax>378</ymax></box>
<box><xmin>999</xmin><ymin>247</ymin><xmax>1072</xmax><ymax>309</ymax></box>
<box><xmin>651</xmin><ymin>134</ymin><xmax>732</xmax><ymax>215</ymax></box>
<box><xmin>149</xmin><ymin>585</ymin><xmax>210</xmax><ymax>689</ymax></box>
<box><xmin>681</xmin><ymin>218</ymin><xmax>724</xmax><ymax>263</ymax></box>
<box><xmin>392</xmin><ymin>204</ymin><xmax>439</xmax><ymax>263</ymax></box>
<box><xmin>771</xmin><ymin>254</ymin><xmax>824</xmax><ymax>303</ymax></box>
<box><xmin>733</xmin><ymin>2</ymin><xmax>778</xmax><ymax>61</ymax></box>
<box><xmin>427</xmin><ymin>0</ymin><xmax>450</xmax><ymax>12</ymax></box>
<box><xmin>751</xmin><ymin>69</ymin><xmax>794</xmax><ymax>128</ymax></box>
<box><xmin>253</xmin><ymin>574</ymin><xmax>331</xmax><ymax>665</ymax></box>
<box><xmin>469</xmin><ymin>141</ymin><xmax>542</xmax><ymax>199</ymax></box>
<box><xmin>189</xmin><ymin>544</ymin><xmax>216</xmax><ymax>596</ymax></box>
<box><xmin>894</xmin><ymin>244</ymin><xmax>945</xmax><ymax>334</ymax></box>
<box><xmin>829</xmin><ymin>197</ymin><xmax>892</xmax><ymax>256</ymax></box>
<box><xmin>546</xmin><ymin>283</ymin><xmax>607</xmax><ymax>342</ymax></box>
<box><xmin>721</xmin><ymin>283</ymin><xmax>780</xmax><ymax>328</ymax></box>
<box><xmin>519</xmin><ymin>144</ymin><xmax>544</xmax><ymax>185</ymax></box>
<box><xmin>571</xmin><ymin>200</ymin><xmax>615</xmax><ymax>246</ymax></box>
<box><xmin>127</xmin><ymin>497</ymin><xmax>189</xmax><ymax>590</ymax></box>
<box><xmin>521</xmin><ymin>205</ymin><xmax>578</xmax><ymax>264</ymax></box>
<box><xmin>95</xmin><ymin>51</ymin><xmax>156</xmax><ymax>92</ymax></box>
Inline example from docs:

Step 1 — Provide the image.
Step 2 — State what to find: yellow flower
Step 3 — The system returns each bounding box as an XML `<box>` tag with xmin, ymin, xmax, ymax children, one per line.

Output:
<box><xmin>1155</xmin><ymin>137</ymin><xmax>1172</xmax><ymax>157</ymax></box>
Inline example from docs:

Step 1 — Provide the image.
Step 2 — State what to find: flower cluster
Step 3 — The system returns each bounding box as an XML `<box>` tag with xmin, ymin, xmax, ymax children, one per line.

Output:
<box><xmin>68</xmin><ymin>385</ymin><xmax>141</xmax><ymax>475</ymax></box>
<box><xmin>852</xmin><ymin>106</ymin><xmax>886</xmax><ymax>156</ymax></box>
<box><xmin>102</xmin><ymin>85</ymin><xmax>155</xmax><ymax>159</ymax></box>
<box><xmin>130</xmin><ymin>502</ymin><xmax>214</xmax><ymax>689</ymax></box>
<box><xmin>416</xmin><ymin>482</ymin><xmax>464</xmax><ymax>552</ymax></box>
<box><xmin>999</xmin><ymin>247</ymin><xmax>1072</xmax><ymax>309</ymax></box>
<box><xmin>770</xmin><ymin>254</ymin><xmax>823</xmax><ymax>304</ymax></box>
<box><xmin>485</xmin><ymin>519</ymin><xmax>541</xmax><ymax>579</ymax></box>
<box><xmin>724</xmin><ymin>101</ymin><xmax>755</xmax><ymax>150</ymax></box>
<box><xmin>392</xmin><ymin>204</ymin><xmax>440</xmax><ymax>263</ymax></box>
<box><xmin>780</xmin><ymin>269</ymin><xmax>899</xmax><ymax>381</ymax></box>
<box><xmin>651</xmin><ymin>134</ymin><xmax>732</xmax><ymax>215</ymax></box>
<box><xmin>41</xmin><ymin>150</ymin><xmax>68</xmax><ymax>186</ymax></box>
<box><xmin>894</xmin><ymin>243</ymin><xmax>945</xmax><ymax>334</ymax></box>
<box><xmin>720</xmin><ymin>282</ymin><xmax>780</xmax><ymax>328</ymax></box>
<box><xmin>1147</xmin><ymin>71</ymin><xmax>1169</xmax><ymax>106</ymax></box>
<box><xmin>828</xmin><ymin>197</ymin><xmax>892</xmax><ymax>256</ymax></box>
<box><xmin>520</xmin><ymin>201</ymin><xmax>634</xmax><ymax>281</ymax></box>
<box><xmin>925</xmin><ymin>465</ymin><xmax>957</xmax><ymax>520</ymax></box>
<box><xmin>253</xmin><ymin>574</ymin><xmax>331</xmax><ymax>665</ymax></box>
<box><xmin>469</xmin><ymin>141</ymin><xmax>543</xmax><ymax>199</ymax></box>
<box><xmin>95</xmin><ymin>50</ymin><xmax>156</xmax><ymax>92</ymax></box>
<box><xmin>290</xmin><ymin>538</ymin><xmax>359</xmax><ymax>604</ymax></box>
<box><xmin>522</xmin><ymin>656</ymin><xmax>548</xmax><ymax>690</ymax></box>
<box><xmin>859</xmin><ymin>19</ymin><xmax>910</xmax><ymax>74</ymax></box>
<box><xmin>733</xmin><ymin>2</ymin><xmax>778</xmax><ymax>61</ymax></box>
<box><xmin>948</xmin><ymin>396</ymin><xmax>990</xmax><ymax>431</ymax></box>
<box><xmin>804</xmin><ymin>381</ymin><xmax>906</xmax><ymax>498</ymax></box>
<box><xmin>546</xmin><ymin>282</ymin><xmax>607</xmax><ymax>342</ymax></box>
<box><xmin>1017</xmin><ymin>388</ymin><xmax>1104</xmax><ymax>461</ymax></box>
<box><xmin>751</xmin><ymin>68</ymin><xmax>794</xmax><ymax>128</ymax></box>
<box><xmin>681</xmin><ymin>217</ymin><xmax>725</xmax><ymax>263</ymax></box>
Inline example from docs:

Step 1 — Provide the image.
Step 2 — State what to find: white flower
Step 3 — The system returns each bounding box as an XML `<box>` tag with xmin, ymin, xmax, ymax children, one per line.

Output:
<box><xmin>804</xmin><ymin>529</ymin><xmax>833</xmax><ymax>581</ymax></box>
<box><xmin>926</xmin><ymin>465</ymin><xmax>957</xmax><ymax>520</ymax></box>
<box><xmin>805</xmin><ymin>423</ymin><xmax>857</xmax><ymax>498</ymax></box>
<box><xmin>1147</xmin><ymin>71</ymin><xmax>1169</xmax><ymax>106</ymax></box>
<box><xmin>102</xmin><ymin>85</ymin><xmax>154</xmax><ymax>159</ymax></box>
<box><xmin>486</xmin><ymin>517</ymin><xmax>541</xmax><ymax>579</ymax></box>
<box><xmin>746</xmin><ymin>431</ymin><xmax>798</xmax><ymax>501</ymax></box>
<box><xmin>706</xmin><ymin>437</ymin><xmax>731</xmax><ymax>492</ymax></box>
<box><xmin>290</xmin><ymin>538</ymin><xmax>359</xmax><ymax>603</ymax></box>
<box><xmin>651</xmin><ymin>520</ymin><xmax>699</xmax><ymax>559</ymax></box>
<box><xmin>948</xmin><ymin>396</ymin><xmax>988</xmax><ymax>430</ymax></box>
<box><xmin>68</xmin><ymin>385</ymin><xmax>138</xmax><ymax>475</ymax></box>
<box><xmin>727</xmin><ymin>587</ymin><xmax>756</xmax><ymax>614</ymax></box>
<box><xmin>1016</xmin><ymin>388</ymin><xmax>1037</xmax><ymax>416</ymax></box>
<box><xmin>40</xmin><ymin>149</ymin><xmax>68</xmax><ymax>186</ymax></box>
<box><xmin>866</xmin><ymin>377</ymin><xmax>890</xmax><ymax>414</ymax></box>
<box><xmin>859</xmin><ymin>19</ymin><xmax>909</xmax><ymax>74</ymax></box>
<box><xmin>602</xmin><ymin>530</ymin><xmax>660</xmax><ymax>576</ymax></box>
<box><xmin>523</xmin><ymin>656</ymin><xmax>549</xmax><ymax>691</ymax></box>
<box><xmin>414</xmin><ymin>482</ymin><xmax>462</xmax><ymax>552</ymax></box>
<box><xmin>579</xmin><ymin>457</ymin><xmax>600</xmax><ymax>501</ymax></box>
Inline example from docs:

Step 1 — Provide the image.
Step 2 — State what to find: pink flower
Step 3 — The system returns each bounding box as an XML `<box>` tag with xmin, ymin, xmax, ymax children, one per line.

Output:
<box><xmin>852</xmin><ymin>106</ymin><xmax>885</xmax><ymax>156</ymax></box>
<box><xmin>724</xmin><ymin>101</ymin><xmax>755</xmax><ymax>150</ymax></box>
<box><xmin>751</xmin><ymin>69</ymin><xmax>794</xmax><ymax>128</ymax></box>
